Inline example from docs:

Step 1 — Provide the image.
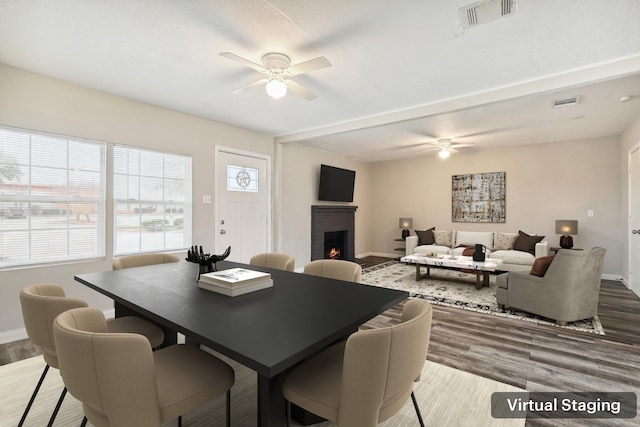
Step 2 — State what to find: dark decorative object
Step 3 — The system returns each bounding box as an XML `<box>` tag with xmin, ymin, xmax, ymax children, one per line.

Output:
<box><xmin>472</xmin><ymin>244</ymin><xmax>486</xmax><ymax>262</ymax></box>
<box><xmin>186</xmin><ymin>245</ymin><xmax>231</xmax><ymax>281</ymax></box>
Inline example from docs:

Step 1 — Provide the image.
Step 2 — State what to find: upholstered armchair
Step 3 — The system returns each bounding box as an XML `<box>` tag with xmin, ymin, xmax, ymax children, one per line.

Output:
<box><xmin>496</xmin><ymin>247</ymin><xmax>606</xmax><ymax>325</ymax></box>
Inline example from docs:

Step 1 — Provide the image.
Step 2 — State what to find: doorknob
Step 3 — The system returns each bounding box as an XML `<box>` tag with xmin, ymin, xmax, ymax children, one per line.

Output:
<box><xmin>633</xmin><ymin>229</ymin><xmax>640</xmax><ymax>234</ymax></box>
<box><xmin>220</xmin><ymin>229</ymin><xmax>226</xmax><ymax>235</ymax></box>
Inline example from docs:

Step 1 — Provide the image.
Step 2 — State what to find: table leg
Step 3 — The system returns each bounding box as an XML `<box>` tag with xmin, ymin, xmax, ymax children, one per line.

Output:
<box><xmin>257</xmin><ymin>373</ymin><xmax>287</xmax><ymax>427</ymax></box>
<box><xmin>475</xmin><ymin>272</ymin><xmax>482</xmax><ymax>289</ymax></box>
<box><xmin>114</xmin><ymin>302</ymin><xmax>177</xmax><ymax>347</ymax></box>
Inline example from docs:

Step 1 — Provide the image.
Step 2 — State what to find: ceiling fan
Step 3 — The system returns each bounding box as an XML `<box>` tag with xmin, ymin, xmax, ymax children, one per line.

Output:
<box><xmin>419</xmin><ymin>138</ymin><xmax>475</xmax><ymax>159</ymax></box>
<box><xmin>219</xmin><ymin>52</ymin><xmax>331</xmax><ymax>101</ymax></box>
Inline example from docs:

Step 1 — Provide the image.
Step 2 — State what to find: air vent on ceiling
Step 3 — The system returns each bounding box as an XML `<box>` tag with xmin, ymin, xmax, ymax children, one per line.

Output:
<box><xmin>459</xmin><ymin>0</ymin><xmax>517</xmax><ymax>29</ymax></box>
<box><xmin>552</xmin><ymin>96</ymin><xmax>581</xmax><ymax>108</ymax></box>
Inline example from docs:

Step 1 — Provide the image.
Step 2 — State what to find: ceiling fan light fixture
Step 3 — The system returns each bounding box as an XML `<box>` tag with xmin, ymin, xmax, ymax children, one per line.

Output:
<box><xmin>266</xmin><ymin>77</ymin><xmax>287</xmax><ymax>99</ymax></box>
<box><xmin>438</xmin><ymin>148</ymin><xmax>451</xmax><ymax>159</ymax></box>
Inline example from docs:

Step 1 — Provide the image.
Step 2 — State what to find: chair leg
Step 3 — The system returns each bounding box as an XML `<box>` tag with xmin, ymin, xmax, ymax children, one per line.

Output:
<box><xmin>80</xmin><ymin>416</ymin><xmax>88</xmax><ymax>427</ymax></box>
<box><xmin>47</xmin><ymin>387</ymin><xmax>68</xmax><ymax>427</ymax></box>
<box><xmin>226</xmin><ymin>389</ymin><xmax>231</xmax><ymax>427</ymax></box>
<box><xmin>178</xmin><ymin>415</ymin><xmax>182</xmax><ymax>427</ymax></box>
<box><xmin>18</xmin><ymin>364</ymin><xmax>50</xmax><ymax>427</ymax></box>
<box><xmin>411</xmin><ymin>391</ymin><xmax>425</xmax><ymax>427</ymax></box>
<box><xmin>285</xmin><ymin>401</ymin><xmax>291</xmax><ymax>427</ymax></box>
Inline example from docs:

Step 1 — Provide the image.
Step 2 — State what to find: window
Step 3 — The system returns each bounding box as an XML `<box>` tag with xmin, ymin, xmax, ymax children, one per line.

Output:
<box><xmin>227</xmin><ymin>165</ymin><xmax>259</xmax><ymax>192</ymax></box>
<box><xmin>0</xmin><ymin>127</ymin><xmax>106</xmax><ymax>268</ymax></box>
<box><xmin>113</xmin><ymin>145</ymin><xmax>191</xmax><ymax>255</ymax></box>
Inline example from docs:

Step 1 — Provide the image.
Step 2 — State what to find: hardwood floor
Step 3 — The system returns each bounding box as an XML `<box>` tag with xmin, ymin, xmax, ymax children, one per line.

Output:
<box><xmin>3</xmin><ymin>255</ymin><xmax>639</xmax><ymax>426</ymax></box>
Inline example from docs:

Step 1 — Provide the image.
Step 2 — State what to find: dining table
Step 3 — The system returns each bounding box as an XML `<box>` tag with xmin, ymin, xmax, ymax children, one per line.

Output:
<box><xmin>75</xmin><ymin>259</ymin><xmax>409</xmax><ymax>426</ymax></box>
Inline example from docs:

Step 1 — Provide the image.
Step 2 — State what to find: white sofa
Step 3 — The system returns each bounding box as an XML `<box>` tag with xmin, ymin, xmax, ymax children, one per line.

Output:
<box><xmin>405</xmin><ymin>230</ymin><xmax>548</xmax><ymax>272</ymax></box>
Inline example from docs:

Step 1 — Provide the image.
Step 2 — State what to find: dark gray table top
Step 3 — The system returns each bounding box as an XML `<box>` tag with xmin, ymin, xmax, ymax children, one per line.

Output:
<box><xmin>75</xmin><ymin>260</ymin><xmax>408</xmax><ymax>378</ymax></box>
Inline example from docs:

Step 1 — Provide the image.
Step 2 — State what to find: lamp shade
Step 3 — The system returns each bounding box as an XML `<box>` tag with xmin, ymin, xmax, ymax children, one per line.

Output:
<box><xmin>555</xmin><ymin>220</ymin><xmax>578</xmax><ymax>235</ymax></box>
<box><xmin>399</xmin><ymin>218</ymin><xmax>413</xmax><ymax>229</ymax></box>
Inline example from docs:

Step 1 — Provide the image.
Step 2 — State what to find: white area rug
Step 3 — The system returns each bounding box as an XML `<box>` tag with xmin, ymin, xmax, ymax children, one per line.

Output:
<box><xmin>1</xmin><ymin>354</ymin><xmax>524</xmax><ymax>427</ymax></box>
<box><xmin>363</xmin><ymin>261</ymin><xmax>605</xmax><ymax>335</ymax></box>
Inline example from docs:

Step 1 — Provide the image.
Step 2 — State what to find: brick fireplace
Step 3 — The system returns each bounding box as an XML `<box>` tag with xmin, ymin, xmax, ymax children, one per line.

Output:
<box><xmin>311</xmin><ymin>205</ymin><xmax>358</xmax><ymax>261</ymax></box>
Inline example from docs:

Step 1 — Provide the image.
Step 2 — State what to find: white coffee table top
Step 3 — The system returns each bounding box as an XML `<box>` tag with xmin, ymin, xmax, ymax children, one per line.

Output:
<box><xmin>401</xmin><ymin>254</ymin><xmax>503</xmax><ymax>272</ymax></box>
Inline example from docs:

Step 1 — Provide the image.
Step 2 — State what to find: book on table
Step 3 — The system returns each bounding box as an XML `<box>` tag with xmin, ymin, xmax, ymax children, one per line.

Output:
<box><xmin>198</xmin><ymin>268</ymin><xmax>272</xmax><ymax>296</ymax></box>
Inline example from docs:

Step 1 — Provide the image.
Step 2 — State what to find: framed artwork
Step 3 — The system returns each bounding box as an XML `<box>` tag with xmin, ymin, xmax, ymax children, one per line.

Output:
<box><xmin>452</xmin><ymin>171</ymin><xmax>506</xmax><ymax>223</ymax></box>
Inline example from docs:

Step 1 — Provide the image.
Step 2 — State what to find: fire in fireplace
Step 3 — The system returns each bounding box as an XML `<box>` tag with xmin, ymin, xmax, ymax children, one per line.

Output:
<box><xmin>324</xmin><ymin>230</ymin><xmax>347</xmax><ymax>260</ymax></box>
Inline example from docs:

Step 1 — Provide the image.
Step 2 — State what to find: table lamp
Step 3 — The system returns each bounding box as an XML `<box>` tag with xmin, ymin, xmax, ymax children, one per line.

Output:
<box><xmin>399</xmin><ymin>217</ymin><xmax>413</xmax><ymax>239</ymax></box>
<box><xmin>555</xmin><ymin>220</ymin><xmax>578</xmax><ymax>249</ymax></box>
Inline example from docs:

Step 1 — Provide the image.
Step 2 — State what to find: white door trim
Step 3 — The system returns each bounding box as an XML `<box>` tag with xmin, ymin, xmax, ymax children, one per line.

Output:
<box><xmin>628</xmin><ymin>142</ymin><xmax>640</xmax><ymax>293</ymax></box>
<box><xmin>214</xmin><ymin>145</ymin><xmax>272</xmax><ymax>253</ymax></box>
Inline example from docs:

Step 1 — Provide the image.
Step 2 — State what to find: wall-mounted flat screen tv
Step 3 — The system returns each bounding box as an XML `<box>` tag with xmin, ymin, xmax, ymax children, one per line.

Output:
<box><xmin>318</xmin><ymin>164</ymin><xmax>355</xmax><ymax>202</ymax></box>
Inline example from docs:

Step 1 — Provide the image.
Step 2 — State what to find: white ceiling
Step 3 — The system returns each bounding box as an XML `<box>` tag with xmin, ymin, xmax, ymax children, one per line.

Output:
<box><xmin>1</xmin><ymin>0</ymin><xmax>639</xmax><ymax>162</ymax></box>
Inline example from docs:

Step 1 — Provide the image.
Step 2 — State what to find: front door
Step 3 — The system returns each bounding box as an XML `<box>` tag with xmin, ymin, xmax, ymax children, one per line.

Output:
<box><xmin>215</xmin><ymin>147</ymin><xmax>271</xmax><ymax>263</ymax></box>
<box><xmin>629</xmin><ymin>144</ymin><xmax>640</xmax><ymax>296</ymax></box>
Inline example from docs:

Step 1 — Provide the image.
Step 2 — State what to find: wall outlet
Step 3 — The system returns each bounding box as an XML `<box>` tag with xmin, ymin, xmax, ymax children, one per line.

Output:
<box><xmin>202</xmin><ymin>195</ymin><xmax>212</xmax><ymax>204</ymax></box>
<box><xmin>588</xmin><ymin>209</ymin><xmax>594</xmax><ymax>217</ymax></box>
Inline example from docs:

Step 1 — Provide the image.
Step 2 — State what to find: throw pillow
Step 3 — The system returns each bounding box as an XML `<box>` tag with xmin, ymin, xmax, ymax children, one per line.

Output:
<box><xmin>415</xmin><ymin>227</ymin><xmax>435</xmax><ymax>245</ymax></box>
<box><xmin>494</xmin><ymin>232</ymin><xmax>518</xmax><ymax>251</ymax></box>
<box><xmin>462</xmin><ymin>246</ymin><xmax>475</xmax><ymax>256</ymax></box>
<box><xmin>434</xmin><ymin>230</ymin><xmax>452</xmax><ymax>247</ymax></box>
<box><xmin>530</xmin><ymin>255</ymin><xmax>555</xmax><ymax>277</ymax></box>
<box><xmin>513</xmin><ymin>230</ymin><xmax>545</xmax><ymax>255</ymax></box>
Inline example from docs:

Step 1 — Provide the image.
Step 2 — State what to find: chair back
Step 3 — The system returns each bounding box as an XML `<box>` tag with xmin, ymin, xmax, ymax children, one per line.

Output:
<box><xmin>303</xmin><ymin>259</ymin><xmax>362</xmax><ymax>283</ymax></box>
<box><xmin>53</xmin><ymin>307</ymin><xmax>162</xmax><ymax>427</ymax></box>
<box><xmin>113</xmin><ymin>253</ymin><xmax>180</xmax><ymax>270</ymax></box>
<box><xmin>340</xmin><ymin>299</ymin><xmax>433</xmax><ymax>425</ymax></box>
<box><xmin>545</xmin><ymin>247</ymin><xmax>606</xmax><ymax>306</ymax></box>
<box><xmin>249</xmin><ymin>252</ymin><xmax>295</xmax><ymax>271</ymax></box>
<box><xmin>20</xmin><ymin>284</ymin><xmax>88</xmax><ymax>367</ymax></box>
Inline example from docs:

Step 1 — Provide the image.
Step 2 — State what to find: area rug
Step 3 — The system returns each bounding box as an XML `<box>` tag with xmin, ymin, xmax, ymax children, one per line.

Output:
<box><xmin>363</xmin><ymin>261</ymin><xmax>605</xmax><ymax>335</ymax></box>
<box><xmin>0</xmin><ymin>354</ymin><xmax>524</xmax><ymax>427</ymax></box>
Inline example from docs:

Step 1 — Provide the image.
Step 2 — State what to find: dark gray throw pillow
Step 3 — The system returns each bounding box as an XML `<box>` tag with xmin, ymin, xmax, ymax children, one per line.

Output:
<box><xmin>415</xmin><ymin>227</ymin><xmax>435</xmax><ymax>245</ymax></box>
<box><xmin>513</xmin><ymin>230</ymin><xmax>544</xmax><ymax>255</ymax></box>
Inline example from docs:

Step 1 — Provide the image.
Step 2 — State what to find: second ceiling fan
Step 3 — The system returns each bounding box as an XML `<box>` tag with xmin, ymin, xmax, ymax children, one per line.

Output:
<box><xmin>220</xmin><ymin>51</ymin><xmax>331</xmax><ymax>101</ymax></box>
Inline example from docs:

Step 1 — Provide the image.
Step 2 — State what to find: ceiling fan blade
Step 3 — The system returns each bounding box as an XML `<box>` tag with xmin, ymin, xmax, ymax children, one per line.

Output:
<box><xmin>450</xmin><ymin>143</ymin><xmax>475</xmax><ymax>149</ymax></box>
<box><xmin>287</xmin><ymin>56</ymin><xmax>331</xmax><ymax>75</ymax></box>
<box><xmin>219</xmin><ymin>52</ymin><xmax>265</xmax><ymax>72</ymax></box>
<box><xmin>285</xmin><ymin>79</ymin><xmax>317</xmax><ymax>101</ymax></box>
<box><xmin>231</xmin><ymin>78</ymin><xmax>269</xmax><ymax>94</ymax></box>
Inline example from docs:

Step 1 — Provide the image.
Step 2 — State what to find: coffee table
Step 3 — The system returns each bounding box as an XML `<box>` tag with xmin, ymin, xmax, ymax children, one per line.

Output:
<box><xmin>401</xmin><ymin>254</ymin><xmax>503</xmax><ymax>289</ymax></box>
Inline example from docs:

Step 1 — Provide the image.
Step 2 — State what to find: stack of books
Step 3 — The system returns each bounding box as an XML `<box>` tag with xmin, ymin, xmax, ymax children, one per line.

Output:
<box><xmin>198</xmin><ymin>268</ymin><xmax>272</xmax><ymax>297</ymax></box>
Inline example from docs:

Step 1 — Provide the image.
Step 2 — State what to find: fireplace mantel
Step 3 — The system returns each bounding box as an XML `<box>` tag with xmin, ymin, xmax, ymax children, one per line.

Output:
<box><xmin>311</xmin><ymin>205</ymin><xmax>358</xmax><ymax>261</ymax></box>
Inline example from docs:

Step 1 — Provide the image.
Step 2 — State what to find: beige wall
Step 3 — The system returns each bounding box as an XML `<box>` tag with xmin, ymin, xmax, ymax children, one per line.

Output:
<box><xmin>369</xmin><ymin>137</ymin><xmax>623</xmax><ymax>277</ymax></box>
<box><xmin>0</xmin><ymin>64</ymin><xmax>273</xmax><ymax>338</ymax></box>
<box><xmin>278</xmin><ymin>142</ymin><xmax>371</xmax><ymax>269</ymax></box>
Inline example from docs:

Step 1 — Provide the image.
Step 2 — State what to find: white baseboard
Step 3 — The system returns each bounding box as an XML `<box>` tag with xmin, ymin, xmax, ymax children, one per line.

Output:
<box><xmin>0</xmin><ymin>308</ymin><xmax>116</xmax><ymax>345</ymax></box>
<box><xmin>0</xmin><ymin>328</ymin><xmax>28</xmax><ymax>345</ymax></box>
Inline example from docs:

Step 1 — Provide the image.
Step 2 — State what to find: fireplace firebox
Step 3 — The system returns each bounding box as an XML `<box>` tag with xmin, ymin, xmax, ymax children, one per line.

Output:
<box><xmin>324</xmin><ymin>230</ymin><xmax>347</xmax><ymax>260</ymax></box>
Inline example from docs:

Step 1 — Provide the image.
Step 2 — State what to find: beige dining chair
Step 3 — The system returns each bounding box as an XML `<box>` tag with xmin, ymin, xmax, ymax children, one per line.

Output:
<box><xmin>249</xmin><ymin>252</ymin><xmax>296</xmax><ymax>271</ymax></box>
<box><xmin>283</xmin><ymin>298</ymin><xmax>432</xmax><ymax>427</ymax></box>
<box><xmin>303</xmin><ymin>259</ymin><xmax>362</xmax><ymax>283</ymax></box>
<box><xmin>112</xmin><ymin>253</ymin><xmax>180</xmax><ymax>270</ymax></box>
<box><xmin>53</xmin><ymin>307</ymin><xmax>235</xmax><ymax>427</ymax></box>
<box><xmin>18</xmin><ymin>283</ymin><xmax>164</xmax><ymax>427</ymax></box>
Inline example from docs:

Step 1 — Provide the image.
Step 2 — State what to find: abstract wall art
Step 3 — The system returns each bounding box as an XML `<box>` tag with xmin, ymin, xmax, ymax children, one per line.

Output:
<box><xmin>452</xmin><ymin>171</ymin><xmax>506</xmax><ymax>223</ymax></box>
